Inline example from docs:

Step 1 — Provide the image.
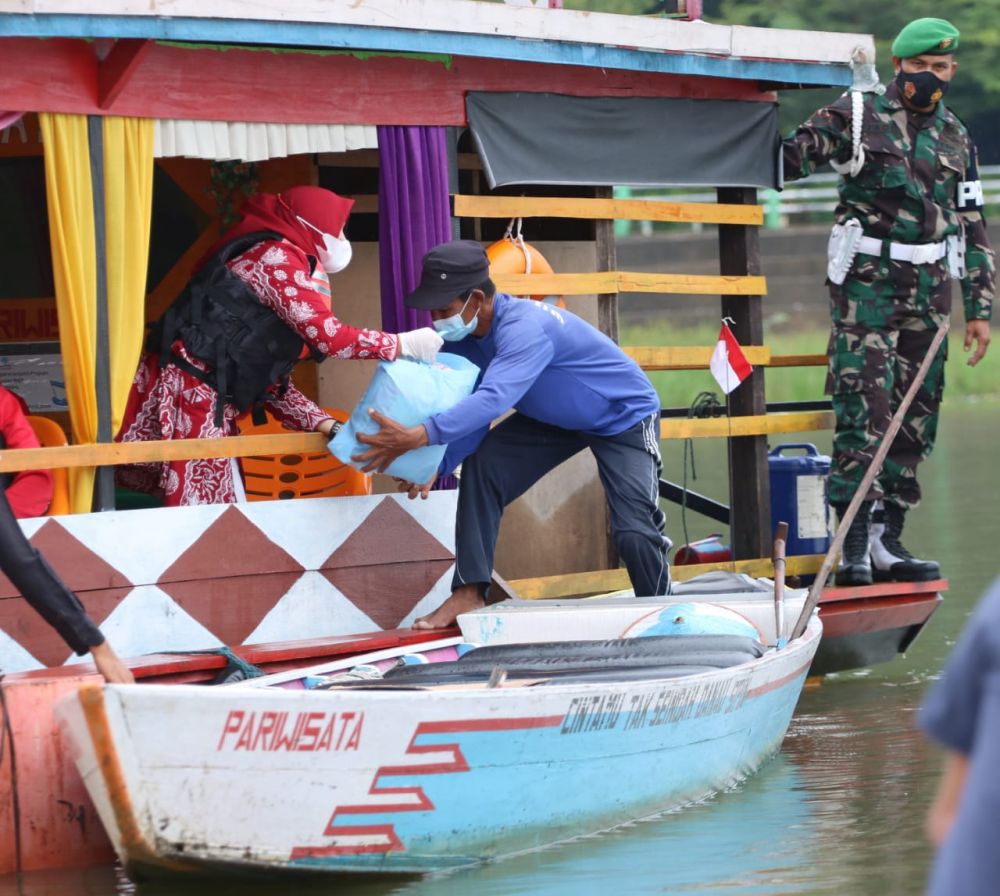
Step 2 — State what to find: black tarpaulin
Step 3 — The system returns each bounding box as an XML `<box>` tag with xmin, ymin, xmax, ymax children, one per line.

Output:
<box><xmin>466</xmin><ymin>92</ymin><xmax>779</xmax><ymax>190</ymax></box>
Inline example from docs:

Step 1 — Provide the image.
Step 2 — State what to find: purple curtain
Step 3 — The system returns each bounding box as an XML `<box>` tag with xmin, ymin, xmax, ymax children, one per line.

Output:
<box><xmin>377</xmin><ymin>126</ymin><xmax>452</xmax><ymax>331</ymax></box>
<box><xmin>377</xmin><ymin>125</ymin><xmax>458</xmax><ymax>489</ymax></box>
<box><xmin>0</xmin><ymin>112</ymin><xmax>24</xmax><ymax>130</ymax></box>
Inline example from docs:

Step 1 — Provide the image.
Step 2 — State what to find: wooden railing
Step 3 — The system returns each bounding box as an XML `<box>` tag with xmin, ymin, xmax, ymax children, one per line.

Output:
<box><xmin>493</xmin><ymin>270</ymin><xmax>766</xmax><ymax>297</ymax></box>
<box><xmin>0</xmin><ymin>431</ymin><xmax>328</xmax><ymax>474</ymax></box>
<box><xmin>509</xmin><ymin>553</ymin><xmax>825</xmax><ymax>600</ymax></box>
<box><xmin>456</xmin><ymin>192</ymin><xmax>832</xmax><ymax>447</ymax></box>
<box><xmin>452</xmin><ymin>193</ymin><xmax>764</xmax><ymax>226</ymax></box>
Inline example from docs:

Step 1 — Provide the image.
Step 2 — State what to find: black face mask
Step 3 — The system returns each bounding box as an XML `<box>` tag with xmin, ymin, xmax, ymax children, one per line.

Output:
<box><xmin>895</xmin><ymin>69</ymin><xmax>949</xmax><ymax>108</ymax></box>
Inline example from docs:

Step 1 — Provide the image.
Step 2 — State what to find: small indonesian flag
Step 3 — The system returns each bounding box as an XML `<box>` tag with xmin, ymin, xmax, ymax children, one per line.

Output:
<box><xmin>709</xmin><ymin>322</ymin><xmax>753</xmax><ymax>395</ymax></box>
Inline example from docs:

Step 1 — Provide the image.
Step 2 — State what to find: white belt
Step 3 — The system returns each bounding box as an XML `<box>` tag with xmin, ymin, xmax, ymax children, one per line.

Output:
<box><xmin>857</xmin><ymin>235</ymin><xmax>947</xmax><ymax>265</ymax></box>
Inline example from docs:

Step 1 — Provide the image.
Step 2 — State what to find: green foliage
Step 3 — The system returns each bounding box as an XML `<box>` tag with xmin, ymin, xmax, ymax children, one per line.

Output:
<box><xmin>207</xmin><ymin>161</ymin><xmax>259</xmax><ymax>233</ymax></box>
<box><xmin>566</xmin><ymin>1</ymin><xmax>1000</xmax><ymax>132</ymax></box>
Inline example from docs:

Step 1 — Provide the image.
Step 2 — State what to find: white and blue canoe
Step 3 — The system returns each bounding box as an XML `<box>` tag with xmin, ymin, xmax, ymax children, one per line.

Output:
<box><xmin>55</xmin><ymin>576</ymin><xmax>821</xmax><ymax>876</ymax></box>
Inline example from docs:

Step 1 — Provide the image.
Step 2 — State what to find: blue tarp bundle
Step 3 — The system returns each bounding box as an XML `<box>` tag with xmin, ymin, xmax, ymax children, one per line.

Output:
<box><xmin>329</xmin><ymin>354</ymin><xmax>479</xmax><ymax>483</ymax></box>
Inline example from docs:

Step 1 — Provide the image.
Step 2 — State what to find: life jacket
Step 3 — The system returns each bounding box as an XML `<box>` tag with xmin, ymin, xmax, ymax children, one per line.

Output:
<box><xmin>147</xmin><ymin>232</ymin><xmax>324</xmax><ymax>426</ymax></box>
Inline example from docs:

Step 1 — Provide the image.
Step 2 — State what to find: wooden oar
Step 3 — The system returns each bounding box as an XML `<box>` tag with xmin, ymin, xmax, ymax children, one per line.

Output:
<box><xmin>789</xmin><ymin>321</ymin><xmax>950</xmax><ymax>640</ymax></box>
<box><xmin>772</xmin><ymin>521</ymin><xmax>788</xmax><ymax>647</ymax></box>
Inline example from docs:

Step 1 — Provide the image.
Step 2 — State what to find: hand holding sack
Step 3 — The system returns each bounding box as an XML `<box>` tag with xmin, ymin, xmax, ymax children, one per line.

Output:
<box><xmin>397</xmin><ymin>328</ymin><xmax>444</xmax><ymax>363</ymax></box>
<box><xmin>329</xmin><ymin>354</ymin><xmax>479</xmax><ymax>483</ymax></box>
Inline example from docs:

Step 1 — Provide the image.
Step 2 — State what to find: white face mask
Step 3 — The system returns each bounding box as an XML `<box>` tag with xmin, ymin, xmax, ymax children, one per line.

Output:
<box><xmin>297</xmin><ymin>215</ymin><xmax>352</xmax><ymax>274</ymax></box>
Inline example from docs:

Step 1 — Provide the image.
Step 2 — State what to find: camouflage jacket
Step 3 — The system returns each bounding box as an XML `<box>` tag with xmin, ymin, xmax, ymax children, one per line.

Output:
<box><xmin>783</xmin><ymin>82</ymin><xmax>994</xmax><ymax>321</ymax></box>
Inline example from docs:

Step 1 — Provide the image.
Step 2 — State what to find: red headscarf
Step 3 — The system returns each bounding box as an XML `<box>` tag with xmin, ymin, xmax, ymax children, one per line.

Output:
<box><xmin>197</xmin><ymin>186</ymin><xmax>355</xmax><ymax>270</ymax></box>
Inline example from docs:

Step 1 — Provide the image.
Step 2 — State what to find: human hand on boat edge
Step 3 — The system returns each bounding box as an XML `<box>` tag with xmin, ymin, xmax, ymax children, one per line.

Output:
<box><xmin>353</xmin><ymin>409</ymin><xmax>428</xmax><ymax>473</ymax></box>
<box><xmin>964</xmin><ymin>320</ymin><xmax>991</xmax><ymax>367</ymax></box>
<box><xmin>90</xmin><ymin>640</ymin><xmax>135</xmax><ymax>684</ymax></box>
<box><xmin>393</xmin><ymin>475</ymin><xmax>437</xmax><ymax>500</ymax></box>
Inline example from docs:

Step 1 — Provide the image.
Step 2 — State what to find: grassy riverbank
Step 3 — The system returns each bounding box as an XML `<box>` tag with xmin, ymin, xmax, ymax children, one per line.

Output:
<box><xmin>620</xmin><ymin>320</ymin><xmax>1000</xmax><ymax>408</ymax></box>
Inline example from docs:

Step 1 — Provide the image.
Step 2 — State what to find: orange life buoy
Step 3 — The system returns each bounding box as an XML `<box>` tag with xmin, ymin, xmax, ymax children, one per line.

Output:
<box><xmin>485</xmin><ymin>224</ymin><xmax>565</xmax><ymax>308</ymax></box>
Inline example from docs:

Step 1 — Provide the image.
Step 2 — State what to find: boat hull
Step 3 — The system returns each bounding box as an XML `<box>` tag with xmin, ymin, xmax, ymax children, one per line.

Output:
<box><xmin>56</xmin><ymin>618</ymin><xmax>821</xmax><ymax>875</ymax></box>
<box><xmin>813</xmin><ymin>581</ymin><xmax>943</xmax><ymax>675</ymax></box>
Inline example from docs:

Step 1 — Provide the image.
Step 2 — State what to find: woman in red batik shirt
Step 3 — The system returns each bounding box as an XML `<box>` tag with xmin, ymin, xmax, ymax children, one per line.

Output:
<box><xmin>116</xmin><ymin>185</ymin><xmax>441</xmax><ymax>506</ymax></box>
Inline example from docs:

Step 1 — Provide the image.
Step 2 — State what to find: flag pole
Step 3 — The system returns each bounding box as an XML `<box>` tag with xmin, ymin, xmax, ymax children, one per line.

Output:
<box><xmin>719</xmin><ymin>317</ymin><xmax>740</xmax><ymax>573</ymax></box>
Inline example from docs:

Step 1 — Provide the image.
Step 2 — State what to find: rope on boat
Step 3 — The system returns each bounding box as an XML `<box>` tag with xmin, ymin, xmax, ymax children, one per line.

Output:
<box><xmin>161</xmin><ymin>646</ymin><xmax>265</xmax><ymax>684</ymax></box>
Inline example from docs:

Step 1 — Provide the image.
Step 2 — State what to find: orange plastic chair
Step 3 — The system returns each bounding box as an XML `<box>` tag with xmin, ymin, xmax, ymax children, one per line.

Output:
<box><xmin>237</xmin><ymin>408</ymin><xmax>372</xmax><ymax>501</ymax></box>
<box><xmin>25</xmin><ymin>415</ymin><xmax>71</xmax><ymax>516</ymax></box>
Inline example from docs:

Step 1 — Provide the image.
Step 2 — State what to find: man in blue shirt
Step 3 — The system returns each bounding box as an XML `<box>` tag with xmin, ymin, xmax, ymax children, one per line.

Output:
<box><xmin>920</xmin><ymin>575</ymin><xmax>1000</xmax><ymax>895</ymax></box>
<box><xmin>356</xmin><ymin>240</ymin><xmax>670</xmax><ymax>628</ymax></box>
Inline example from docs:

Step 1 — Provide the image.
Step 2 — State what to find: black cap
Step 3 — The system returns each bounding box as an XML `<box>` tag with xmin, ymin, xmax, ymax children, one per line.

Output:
<box><xmin>406</xmin><ymin>240</ymin><xmax>490</xmax><ymax>310</ymax></box>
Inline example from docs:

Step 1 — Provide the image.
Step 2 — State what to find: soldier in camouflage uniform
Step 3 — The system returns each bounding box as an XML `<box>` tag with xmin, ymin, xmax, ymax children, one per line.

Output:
<box><xmin>783</xmin><ymin>17</ymin><xmax>994</xmax><ymax>586</ymax></box>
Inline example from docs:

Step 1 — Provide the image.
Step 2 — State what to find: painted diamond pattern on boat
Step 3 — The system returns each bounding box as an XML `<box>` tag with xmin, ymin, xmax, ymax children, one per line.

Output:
<box><xmin>323</xmin><ymin>498</ymin><xmax>453</xmax><ymax>568</ymax></box>
<box><xmin>0</xmin><ymin>494</ymin><xmax>461</xmax><ymax>671</ymax></box>
<box><xmin>244</xmin><ymin>573</ymin><xmax>378</xmax><ymax>644</ymax></box>
<box><xmin>390</xmin><ymin>563</ymin><xmax>456</xmax><ymax>628</ymax></box>
<box><xmin>0</xmin><ymin>585</ymin><xmax>133</xmax><ymax>668</ymax></box>
<box><xmin>64</xmin><ymin>584</ymin><xmax>223</xmax><ymax>662</ymax></box>
<box><xmin>158</xmin><ymin>506</ymin><xmax>304</xmax><ymax>584</ymax></box>
<box><xmin>56</xmin><ymin>503</ymin><xmax>225</xmax><ymax>586</ymax></box>
<box><xmin>240</xmin><ymin>496</ymin><xmax>381</xmax><ymax>572</ymax></box>
<box><xmin>156</xmin><ymin>507</ymin><xmax>306</xmax><ymax>644</ymax></box>
<box><xmin>0</xmin><ymin>519</ymin><xmax>134</xmax><ymax>599</ymax></box>
<box><xmin>322</xmin><ymin>498</ymin><xmax>455</xmax><ymax>629</ymax></box>
<box><xmin>164</xmin><ymin>571</ymin><xmax>307</xmax><ymax>647</ymax></box>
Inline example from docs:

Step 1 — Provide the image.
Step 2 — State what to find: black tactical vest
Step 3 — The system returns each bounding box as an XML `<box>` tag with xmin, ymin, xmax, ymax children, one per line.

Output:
<box><xmin>147</xmin><ymin>232</ymin><xmax>324</xmax><ymax>425</ymax></box>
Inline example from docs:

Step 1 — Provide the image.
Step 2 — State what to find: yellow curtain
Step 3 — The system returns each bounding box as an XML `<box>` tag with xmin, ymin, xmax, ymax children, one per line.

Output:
<box><xmin>39</xmin><ymin>113</ymin><xmax>153</xmax><ymax>512</ymax></box>
<box><xmin>39</xmin><ymin>113</ymin><xmax>98</xmax><ymax>511</ymax></box>
<box><xmin>103</xmin><ymin>116</ymin><xmax>154</xmax><ymax>434</ymax></box>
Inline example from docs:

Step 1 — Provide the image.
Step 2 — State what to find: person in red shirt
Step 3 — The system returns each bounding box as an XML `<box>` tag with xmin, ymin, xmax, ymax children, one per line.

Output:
<box><xmin>0</xmin><ymin>385</ymin><xmax>53</xmax><ymax>518</ymax></box>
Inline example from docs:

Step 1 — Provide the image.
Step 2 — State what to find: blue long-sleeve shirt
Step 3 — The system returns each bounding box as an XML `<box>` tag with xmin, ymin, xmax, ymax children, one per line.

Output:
<box><xmin>425</xmin><ymin>294</ymin><xmax>660</xmax><ymax>475</ymax></box>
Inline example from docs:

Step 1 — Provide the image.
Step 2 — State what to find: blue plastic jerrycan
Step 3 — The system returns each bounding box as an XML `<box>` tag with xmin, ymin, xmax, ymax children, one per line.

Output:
<box><xmin>768</xmin><ymin>443</ymin><xmax>832</xmax><ymax>556</ymax></box>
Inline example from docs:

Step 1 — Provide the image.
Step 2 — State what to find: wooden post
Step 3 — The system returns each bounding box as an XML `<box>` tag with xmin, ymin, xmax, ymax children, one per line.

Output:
<box><xmin>87</xmin><ymin>115</ymin><xmax>116</xmax><ymax>512</ymax></box>
<box><xmin>717</xmin><ymin>186</ymin><xmax>769</xmax><ymax>559</ymax></box>
<box><xmin>594</xmin><ymin>184</ymin><xmax>619</xmax><ymax>571</ymax></box>
<box><xmin>447</xmin><ymin>126</ymin><xmax>462</xmax><ymax>240</ymax></box>
<box><xmin>594</xmin><ymin>185</ymin><xmax>619</xmax><ymax>344</ymax></box>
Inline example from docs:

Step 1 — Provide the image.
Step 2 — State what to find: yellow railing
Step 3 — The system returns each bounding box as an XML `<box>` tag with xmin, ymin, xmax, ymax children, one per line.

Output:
<box><xmin>509</xmin><ymin>554</ymin><xmax>825</xmax><ymax>600</ymax></box>
<box><xmin>0</xmin><ymin>431</ymin><xmax>328</xmax><ymax>474</ymax></box>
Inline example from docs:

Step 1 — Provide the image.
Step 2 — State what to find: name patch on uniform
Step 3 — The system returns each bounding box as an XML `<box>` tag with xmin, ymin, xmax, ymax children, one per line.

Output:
<box><xmin>957</xmin><ymin>179</ymin><xmax>985</xmax><ymax>210</ymax></box>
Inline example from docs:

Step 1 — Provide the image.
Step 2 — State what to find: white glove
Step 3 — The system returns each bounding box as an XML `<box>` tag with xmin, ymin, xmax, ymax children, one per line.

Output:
<box><xmin>397</xmin><ymin>327</ymin><xmax>443</xmax><ymax>363</ymax></box>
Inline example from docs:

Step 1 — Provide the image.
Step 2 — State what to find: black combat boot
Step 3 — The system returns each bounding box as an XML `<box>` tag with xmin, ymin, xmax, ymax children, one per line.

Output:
<box><xmin>869</xmin><ymin>501</ymin><xmax>940</xmax><ymax>582</ymax></box>
<box><xmin>834</xmin><ymin>500</ymin><xmax>873</xmax><ymax>587</ymax></box>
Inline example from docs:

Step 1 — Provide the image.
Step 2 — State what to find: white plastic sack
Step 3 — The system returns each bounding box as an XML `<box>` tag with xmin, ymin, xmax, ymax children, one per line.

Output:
<box><xmin>329</xmin><ymin>354</ymin><xmax>479</xmax><ymax>483</ymax></box>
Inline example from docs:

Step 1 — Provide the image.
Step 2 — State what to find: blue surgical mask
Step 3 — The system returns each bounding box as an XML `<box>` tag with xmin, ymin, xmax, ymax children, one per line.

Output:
<box><xmin>433</xmin><ymin>295</ymin><xmax>479</xmax><ymax>342</ymax></box>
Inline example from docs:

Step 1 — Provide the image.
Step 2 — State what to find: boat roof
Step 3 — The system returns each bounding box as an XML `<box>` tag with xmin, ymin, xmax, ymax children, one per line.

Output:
<box><xmin>2</xmin><ymin>0</ymin><xmax>873</xmax><ymax>87</ymax></box>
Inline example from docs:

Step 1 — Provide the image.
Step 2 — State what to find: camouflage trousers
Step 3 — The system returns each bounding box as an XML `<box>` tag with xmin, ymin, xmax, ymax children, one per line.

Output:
<box><xmin>826</xmin><ymin>251</ymin><xmax>950</xmax><ymax>510</ymax></box>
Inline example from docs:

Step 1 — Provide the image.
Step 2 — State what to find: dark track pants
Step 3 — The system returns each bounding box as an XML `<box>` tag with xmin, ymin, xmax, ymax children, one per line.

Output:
<box><xmin>452</xmin><ymin>412</ymin><xmax>671</xmax><ymax>598</ymax></box>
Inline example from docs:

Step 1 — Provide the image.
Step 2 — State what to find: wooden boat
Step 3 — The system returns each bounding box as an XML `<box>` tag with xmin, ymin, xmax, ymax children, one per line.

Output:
<box><xmin>810</xmin><ymin>579</ymin><xmax>944</xmax><ymax>676</ymax></box>
<box><xmin>55</xmin><ymin>591</ymin><xmax>821</xmax><ymax>876</ymax></box>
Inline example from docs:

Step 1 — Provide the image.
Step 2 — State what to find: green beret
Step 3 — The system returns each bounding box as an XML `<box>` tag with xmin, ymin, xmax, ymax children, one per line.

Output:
<box><xmin>891</xmin><ymin>18</ymin><xmax>959</xmax><ymax>58</ymax></box>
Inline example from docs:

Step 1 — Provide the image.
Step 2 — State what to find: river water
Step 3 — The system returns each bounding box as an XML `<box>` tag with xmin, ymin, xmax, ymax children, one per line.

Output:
<box><xmin>3</xmin><ymin>399</ymin><xmax>996</xmax><ymax>896</ymax></box>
